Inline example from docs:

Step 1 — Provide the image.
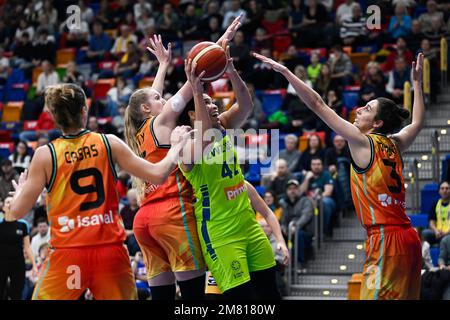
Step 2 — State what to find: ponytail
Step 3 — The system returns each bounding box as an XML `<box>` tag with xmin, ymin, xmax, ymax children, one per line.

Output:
<box><xmin>375</xmin><ymin>97</ymin><xmax>410</xmax><ymax>134</ymax></box>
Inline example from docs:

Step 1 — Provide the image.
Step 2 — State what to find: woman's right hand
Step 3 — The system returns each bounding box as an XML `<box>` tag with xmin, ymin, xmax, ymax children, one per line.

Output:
<box><xmin>252</xmin><ymin>52</ymin><xmax>287</xmax><ymax>73</ymax></box>
<box><xmin>184</xmin><ymin>59</ymin><xmax>205</xmax><ymax>93</ymax></box>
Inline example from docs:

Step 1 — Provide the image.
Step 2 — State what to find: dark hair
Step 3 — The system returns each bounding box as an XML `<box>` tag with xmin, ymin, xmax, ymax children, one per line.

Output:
<box><xmin>177</xmin><ymin>98</ymin><xmax>195</xmax><ymax>127</ymax></box>
<box><xmin>13</xmin><ymin>140</ymin><xmax>28</xmax><ymax>164</ymax></box>
<box><xmin>36</xmin><ymin>217</ymin><xmax>48</xmax><ymax>225</ymax></box>
<box><xmin>306</xmin><ymin>134</ymin><xmax>323</xmax><ymax>152</ymax></box>
<box><xmin>310</xmin><ymin>155</ymin><xmax>323</xmax><ymax>163</ymax></box>
<box><xmin>45</xmin><ymin>84</ymin><xmax>87</xmax><ymax>131</ymax></box>
<box><xmin>439</xmin><ymin>180</ymin><xmax>450</xmax><ymax>188</ymax></box>
<box><xmin>374</xmin><ymin>97</ymin><xmax>410</xmax><ymax>134</ymax></box>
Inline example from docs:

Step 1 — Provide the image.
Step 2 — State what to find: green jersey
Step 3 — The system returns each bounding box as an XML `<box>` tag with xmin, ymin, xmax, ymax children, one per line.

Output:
<box><xmin>180</xmin><ymin>133</ymin><xmax>254</xmax><ymax>246</ymax></box>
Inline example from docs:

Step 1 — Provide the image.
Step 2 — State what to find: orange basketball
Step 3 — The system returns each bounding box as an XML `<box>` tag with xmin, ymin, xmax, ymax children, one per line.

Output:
<box><xmin>187</xmin><ymin>41</ymin><xmax>228</xmax><ymax>82</ymax></box>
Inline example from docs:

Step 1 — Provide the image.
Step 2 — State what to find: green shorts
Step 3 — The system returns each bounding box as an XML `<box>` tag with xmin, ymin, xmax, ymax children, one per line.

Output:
<box><xmin>199</xmin><ymin>212</ymin><xmax>276</xmax><ymax>293</ymax></box>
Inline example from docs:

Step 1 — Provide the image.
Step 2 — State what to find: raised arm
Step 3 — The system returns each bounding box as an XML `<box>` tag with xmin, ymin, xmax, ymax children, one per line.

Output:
<box><xmin>180</xmin><ymin>61</ymin><xmax>211</xmax><ymax>173</ymax></box>
<box><xmin>390</xmin><ymin>53</ymin><xmax>425</xmax><ymax>152</ymax></box>
<box><xmin>108</xmin><ymin>126</ymin><xmax>192</xmax><ymax>185</ymax></box>
<box><xmin>219</xmin><ymin>45</ymin><xmax>254</xmax><ymax>129</ymax></box>
<box><xmin>245</xmin><ymin>181</ymin><xmax>289</xmax><ymax>266</ymax></box>
<box><xmin>147</xmin><ymin>34</ymin><xmax>171</xmax><ymax>95</ymax></box>
<box><xmin>253</xmin><ymin>53</ymin><xmax>368</xmax><ymax>147</ymax></box>
<box><xmin>10</xmin><ymin>147</ymin><xmax>49</xmax><ymax>220</ymax></box>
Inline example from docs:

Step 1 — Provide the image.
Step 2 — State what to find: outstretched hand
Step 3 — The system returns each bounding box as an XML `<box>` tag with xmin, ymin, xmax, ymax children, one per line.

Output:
<box><xmin>412</xmin><ymin>52</ymin><xmax>424</xmax><ymax>84</ymax></box>
<box><xmin>252</xmin><ymin>52</ymin><xmax>287</xmax><ymax>73</ymax></box>
<box><xmin>146</xmin><ymin>34</ymin><xmax>172</xmax><ymax>66</ymax></box>
<box><xmin>217</xmin><ymin>13</ymin><xmax>243</xmax><ymax>49</ymax></box>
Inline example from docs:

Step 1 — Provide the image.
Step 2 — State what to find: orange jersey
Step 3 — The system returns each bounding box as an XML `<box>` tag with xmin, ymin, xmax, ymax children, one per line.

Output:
<box><xmin>350</xmin><ymin>133</ymin><xmax>411</xmax><ymax>229</ymax></box>
<box><xmin>136</xmin><ymin>116</ymin><xmax>193</xmax><ymax>207</ymax></box>
<box><xmin>46</xmin><ymin>130</ymin><xmax>125</xmax><ymax>248</ymax></box>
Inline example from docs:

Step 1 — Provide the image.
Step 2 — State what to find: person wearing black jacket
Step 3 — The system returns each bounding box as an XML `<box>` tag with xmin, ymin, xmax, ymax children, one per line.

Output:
<box><xmin>0</xmin><ymin>197</ymin><xmax>37</xmax><ymax>300</ymax></box>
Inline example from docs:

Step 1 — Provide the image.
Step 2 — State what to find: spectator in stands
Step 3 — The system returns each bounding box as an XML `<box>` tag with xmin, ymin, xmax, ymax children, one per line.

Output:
<box><xmin>256</xmin><ymin>190</ymin><xmax>283</xmax><ymax>221</ymax></box>
<box><xmin>207</xmin><ymin>16</ymin><xmax>222</xmax><ymax>42</ymax></box>
<box><xmin>13</xmin><ymin>32</ymin><xmax>34</xmax><ymax>76</ymax></box>
<box><xmin>325</xmin><ymin>89</ymin><xmax>343</xmax><ymax>116</ymax></box>
<box><xmin>0</xmin><ymin>160</ymin><xmax>18</xmax><ymax>209</ymax></box>
<box><xmin>8</xmin><ymin>141</ymin><xmax>31</xmax><ymax>174</ymax></box>
<box><xmin>131</xmin><ymin>252</ymin><xmax>151</xmax><ymax>300</ymax></box>
<box><xmin>279</xmin><ymin>134</ymin><xmax>301</xmax><ymax>173</ymax></box>
<box><xmin>136</xmin><ymin>9</ymin><xmax>155</xmax><ymax>37</ymax></box>
<box><xmin>324</xmin><ymin>134</ymin><xmax>351</xmax><ymax>176</ymax></box>
<box><xmin>299</xmin><ymin>156</ymin><xmax>336</xmax><ymax>236</ymax></box>
<box><xmin>134</xmin><ymin>0</ymin><xmax>152</xmax><ymax>20</ymax></box>
<box><xmin>422</xmin><ymin>181</ymin><xmax>450</xmax><ymax>245</ymax></box>
<box><xmin>284</xmin><ymin>91</ymin><xmax>316</xmax><ymax>134</ymax></box>
<box><xmin>14</xmin><ymin>18</ymin><xmax>35</xmax><ymax>45</ymax></box>
<box><xmin>112</xmin><ymin>0</ymin><xmax>134</xmax><ymax>26</ymax></box>
<box><xmin>111</xmin><ymin>24</ymin><xmax>137</xmax><ymax>57</ymax></box>
<box><xmin>40</xmin><ymin>0</ymin><xmax>58</xmax><ymax>28</ymax></box>
<box><xmin>295</xmin><ymin>134</ymin><xmax>325</xmax><ymax>173</ymax></box>
<box><xmin>388</xmin><ymin>3</ymin><xmax>412</xmax><ymax>40</ymax></box>
<box><xmin>36</xmin><ymin>60</ymin><xmax>59</xmax><ymax>98</ymax></box>
<box><xmin>419</xmin><ymin>0</ymin><xmax>444</xmax><ymax>33</ymax></box>
<box><xmin>252</xmin><ymin>28</ymin><xmax>272</xmax><ymax>52</ymax></box>
<box><xmin>250</xmin><ymin>48</ymin><xmax>277</xmax><ymax>90</ymax></box>
<box><xmin>230</xmin><ymin>30</ymin><xmax>251</xmax><ymax>75</ymax></box>
<box><xmin>86</xmin><ymin>21</ymin><xmax>112</xmax><ymax>62</ymax></box>
<box><xmin>0</xmin><ymin>20</ymin><xmax>11</xmax><ymax>50</ymax></box>
<box><xmin>419</xmin><ymin>38</ymin><xmax>440</xmax><ymax>103</ymax></box>
<box><xmin>106</xmin><ymin>76</ymin><xmax>133</xmax><ymax>117</ymax></box>
<box><xmin>87</xmin><ymin>116</ymin><xmax>100</xmax><ymax>133</ymax></box>
<box><xmin>299</xmin><ymin>0</ymin><xmax>330</xmax><ymax>47</ymax></box>
<box><xmin>113</xmin><ymin>41</ymin><xmax>140</xmax><ymax>79</ymax></box>
<box><xmin>78</xmin><ymin>0</ymin><xmax>95</xmax><ymax>24</ymax></box>
<box><xmin>120</xmin><ymin>189</ymin><xmax>140</xmax><ymax>256</ymax></box>
<box><xmin>336</xmin><ymin>0</ymin><xmax>357</xmax><ymax>25</ymax></box>
<box><xmin>279</xmin><ymin>179</ymin><xmax>314</xmax><ymax>272</ymax></box>
<box><xmin>242</xmin><ymin>83</ymin><xmax>265</xmax><ymax>130</ymax></box>
<box><xmin>307</xmin><ymin>52</ymin><xmax>322</xmax><ymax>86</ymax></box>
<box><xmin>200</xmin><ymin>0</ymin><xmax>223</xmax><ymax>33</ymax></box>
<box><xmin>315</xmin><ymin>63</ymin><xmax>333</xmax><ymax>97</ymax></box>
<box><xmin>113</xmin><ymin>105</ymin><xmax>126</xmax><ymax>139</ymax></box>
<box><xmin>63</xmin><ymin>61</ymin><xmax>85</xmax><ymax>89</ymax></box>
<box><xmin>19</xmin><ymin>105</ymin><xmax>60</xmax><ymax>143</ymax></box>
<box><xmin>97</xmin><ymin>0</ymin><xmax>114</xmax><ymax>29</ymax></box>
<box><xmin>137</xmin><ymin>51</ymin><xmax>155</xmax><ymax>79</ymax></box>
<box><xmin>360</xmin><ymin>61</ymin><xmax>386</xmax><ymax>106</ymax></box>
<box><xmin>287</xmin><ymin>0</ymin><xmax>303</xmax><ymax>35</ymax></box>
<box><xmin>241</xmin><ymin>0</ymin><xmax>263</xmax><ymax>35</ymax></box>
<box><xmin>406</xmin><ymin>20</ymin><xmax>425</xmax><ymax>55</ymax></box>
<box><xmin>265</xmin><ymin>158</ymin><xmax>296</xmax><ymax>200</ymax></box>
<box><xmin>0</xmin><ymin>46</ymin><xmax>9</xmax><ymax>85</ymax></box>
<box><xmin>30</xmin><ymin>218</ymin><xmax>49</xmax><ymax>257</ymax></box>
<box><xmin>329</xmin><ymin>45</ymin><xmax>354</xmax><ymax>88</ymax></box>
<box><xmin>32</xmin><ymin>29</ymin><xmax>56</xmax><ymax>65</ymax></box>
<box><xmin>181</xmin><ymin>4</ymin><xmax>201</xmax><ymax>40</ymax></box>
<box><xmin>438</xmin><ymin>235</ymin><xmax>450</xmax><ymax>299</ymax></box>
<box><xmin>423</xmin><ymin>16</ymin><xmax>450</xmax><ymax>50</ymax></box>
<box><xmin>222</xmin><ymin>0</ymin><xmax>247</xmax><ymax>30</ymax></box>
<box><xmin>382</xmin><ymin>37</ymin><xmax>414</xmax><ymax>73</ymax></box>
<box><xmin>156</xmin><ymin>3</ymin><xmax>181</xmax><ymax>41</ymax></box>
<box><xmin>340</xmin><ymin>3</ymin><xmax>367</xmax><ymax>47</ymax></box>
<box><xmin>386</xmin><ymin>56</ymin><xmax>412</xmax><ymax>104</ymax></box>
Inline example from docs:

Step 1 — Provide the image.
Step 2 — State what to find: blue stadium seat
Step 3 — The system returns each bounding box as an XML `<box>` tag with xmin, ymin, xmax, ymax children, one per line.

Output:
<box><xmin>342</xmin><ymin>91</ymin><xmax>360</xmax><ymax>111</ymax></box>
<box><xmin>7</xmin><ymin>84</ymin><xmax>27</xmax><ymax>102</ymax></box>
<box><xmin>0</xmin><ymin>142</ymin><xmax>13</xmax><ymax>158</ymax></box>
<box><xmin>261</xmin><ymin>91</ymin><xmax>283</xmax><ymax>116</ymax></box>
<box><xmin>7</xmin><ymin>69</ymin><xmax>25</xmax><ymax>85</ymax></box>
<box><xmin>421</xmin><ymin>183</ymin><xmax>440</xmax><ymax>214</ymax></box>
<box><xmin>255</xmin><ymin>185</ymin><xmax>266</xmax><ymax>197</ymax></box>
<box><xmin>430</xmin><ymin>247</ymin><xmax>440</xmax><ymax>267</ymax></box>
<box><xmin>408</xmin><ymin>213</ymin><xmax>428</xmax><ymax>228</ymax></box>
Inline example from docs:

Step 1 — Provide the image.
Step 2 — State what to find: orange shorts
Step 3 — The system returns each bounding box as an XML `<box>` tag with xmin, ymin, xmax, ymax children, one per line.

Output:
<box><xmin>360</xmin><ymin>225</ymin><xmax>422</xmax><ymax>300</ymax></box>
<box><xmin>133</xmin><ymin>198</ymin><xmax>205</xmax><ymax>280</ymax></box>
<box><xmin>32</xmin><ymin>244</ymin><xmax>137</xmax><ymax>300</ymax></box>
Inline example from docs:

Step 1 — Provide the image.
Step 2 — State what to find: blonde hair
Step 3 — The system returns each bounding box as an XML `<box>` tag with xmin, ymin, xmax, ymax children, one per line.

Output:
<box><xmin>45</xmin><ymin>84</ymin><xmax>87</xmax><ymax>131</ymax></box>
<box><xmin>124</xmin><ymin>88</ymin><xmax>151</xmax><ymax>201</ymax></box>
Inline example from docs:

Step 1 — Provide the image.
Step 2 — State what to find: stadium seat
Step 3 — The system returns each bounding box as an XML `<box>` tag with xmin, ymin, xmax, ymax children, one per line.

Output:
<box><xmin>98</xmin><ymin>61</ymin><xmax>117</xmax><ymax>71</ymax></box>
<box><xmin>32</xmin><ymin>67</ymin><xmax>43</xmax><ymax>86</ymax></box>
<box><xmin>302</xmin><ymin>131</ymin><xmax>326</xmax><ymax>147</ymax></box>
<box><xmin>0</xmin><ymin>130</ymin><xmax>12</xmax><ymax>142</ymax></box>
<box><xmin>104</xmin><ymin>29</ymin><xmax>118</xmax><ymax>39</ymax></box>
<box><xmin>298</xmin><ymin>135</ymin><xmax>309</xmax><ymax>152</ymax></box>
<box><xmin>261</xmin><ymin>90</ymin><xmax>285</xmax><ymax>116</ymax></box>
<box><xmin>210</xmin><ymin>77</ymin><xmax>230</xmax><ymax>93</ymax></box>
<box><xmin>430</xmin><ymin>247</ymin><xmax>440</xmax><ymax>267</ymax></box>
<box><xmin>213</xmin><ymin>91</ymin><xmax>235</xmax><ymax>110</ymax></box>
<box><xmin>245</xmin><ymin>133</ymin><xmax>269</xmax><ymax>147</ymax></box>
<box><xmin>7</xmin><ymin>68</ymin><xmax>25</xmax><ymax>85</ymax></box>
<box><xmin>255</xmin><ymin>185</ymin><xmax>266</xmax><ymax>197</ymax></box>
<box><xmin>56</xmin><ymin>48</ymin><xmax>76</xmax><ymax>66</ymax></box>
<box><xmin>56</xmin><ymin>67</ymin><xmax>67</xmax><ymax>80</ymax></box>
<box><xmin>272</xmin><ymin>35</ymin><xmax>292</xmax><ymax>55</ymax></box>
<box><xmin>7</xmin><ymin>83</ymin><xmax>28</xmax><ymax>101</ymax></box>
<box><xmin>138</xmin><ymin>77</ymin><xmax>155</xmax><ymax>88</ymax></box>
<box><xmin>349</xmin><ymin>52</ymin><xmax>372</xmax><ymax>74</ymax></box>
<box><xmin>76</xmin><ymin>47</ymin><xmax>88</xmax><ymax>63</ymax></box>
<box><xmin>421</xmin><ymin>183</ymin><xmax>440</xmax><ymax>214</ymax></box>
<box><xmin>407</xmin><ymin>213</ymin><xmax>428</xmax><ymax>228</ymax></box>
<box><xmin>93</xmin><ymin>78</ymin><xmax>115</xmax><ymax>100</ymax></box>
<box><xmin>0</xmin><ymin>122</ymin><xmax>20</xmax><ymax>131</ymax></box>
<box><xmin>0</xmin><ymin>142</ymin><xmax>14</xmax><ymax>158</ymax></box>
<box><xmin>348</xmin><ymin>273</ymin><xmax>362</xmax><ymax>300</ymax></box>
<box><xmin>342</xmin><ymin>91</ymin><xmax>360</xmax><ymax>111</ymax></box>
<box><xmin>1</xmin><ymin>101</ymin><xmax>24</xmax><ymax>122</ymax></box>
<box><xmin>98</xmin><ymin>117</ymin><xmax>113</xmax><ymax>125</ymax></box>
<box><xmin>23</xmin><ymin>120</ymin><xmax>38</xmax><ymax>131</ymax></box>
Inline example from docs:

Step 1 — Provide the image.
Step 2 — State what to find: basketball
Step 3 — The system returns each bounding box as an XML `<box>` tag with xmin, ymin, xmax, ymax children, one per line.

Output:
<box><xmin>187</xmin><ymin>41</ymin><xmax>228</xmax><ymax>82</ymax></box>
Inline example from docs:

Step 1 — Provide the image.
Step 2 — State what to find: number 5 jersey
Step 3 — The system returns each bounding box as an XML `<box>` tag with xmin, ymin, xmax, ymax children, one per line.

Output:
<box><xmin>350</xmin><ymin>133</ymin><xmax>411</xmax><ymax>229</ymax></box>
<box><xmin>45</xmin><ymin>129</ymin><xmax>126</xmax><ymax>248</ymax></box>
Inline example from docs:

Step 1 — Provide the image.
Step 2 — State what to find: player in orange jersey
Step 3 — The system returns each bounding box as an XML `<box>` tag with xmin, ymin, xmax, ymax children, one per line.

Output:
<box><xmin>253</xmin><ymin>52</ymin><xmax>425</xmax><ymax>300</ymax></box>
<box><xmin>123</xmin><ymin>17</ymin><xmax>254</xmax><ymax>300</ymax></box>
<box><xmin>7</xmin><ymin>84</ymin><xmax>192</xmax><ymax>300</ymax></box>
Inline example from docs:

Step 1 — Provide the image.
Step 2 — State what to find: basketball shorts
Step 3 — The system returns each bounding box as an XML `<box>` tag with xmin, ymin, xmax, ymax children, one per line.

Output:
<box><xmin>133</xmin><ymin>197</ymin><xmax>205</xmax><ymax>280</ymax></box>
<box><xmin>360</xmin><ymin>225</ymin><xmax>422</xmax><ymax>300</ymax></box>
<box><xmin>32</xmin><ymin>244</ymin><xmax>137</xmax><ymax>300</ymax></box>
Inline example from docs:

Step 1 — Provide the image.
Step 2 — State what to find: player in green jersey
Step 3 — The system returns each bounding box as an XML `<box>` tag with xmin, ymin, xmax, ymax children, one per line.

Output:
<box><xmin>177</xmin><ymin>56</ymin><xmax>289</xmax><ymax>299</ymax></box>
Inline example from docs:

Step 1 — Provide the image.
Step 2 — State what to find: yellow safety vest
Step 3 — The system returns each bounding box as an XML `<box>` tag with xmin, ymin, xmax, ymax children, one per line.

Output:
<box><xmin>436</xmin><ymin>199</ymin><xmax>450</xmax><ymax>233</ymax></box>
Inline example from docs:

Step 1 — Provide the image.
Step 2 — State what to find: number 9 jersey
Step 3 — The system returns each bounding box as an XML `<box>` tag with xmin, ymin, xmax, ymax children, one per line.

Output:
<box><xmin>45</xmin><ymin>129</ymin><xmax>126</xmax><ymax>248</ymax></box>
<box><xmin>350</xmin><ymin>133</ymin><xmax>411</xmax><ymax>229</ymax></box>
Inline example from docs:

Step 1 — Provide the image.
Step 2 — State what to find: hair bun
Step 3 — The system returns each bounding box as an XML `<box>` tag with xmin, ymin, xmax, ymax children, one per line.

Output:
<box><xmin>396</xmin><ymin>106</ymin><xmax>410</xmax><ymax>120</ymax></box>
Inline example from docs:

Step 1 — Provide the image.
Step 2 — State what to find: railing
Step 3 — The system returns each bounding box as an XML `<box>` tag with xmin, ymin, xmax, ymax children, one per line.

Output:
<box><xmin>431</xmin><ymin>130</ymin><xmax>441</xmax><ymax>183</ymax></box>
<box><xmin>423</xmin><ymin>57</ymin><xmax>431</xmax><ymax>107</ymax></box>
<box><xmin>286</xmin><ymin>190</ymin><xmax>323</xmax><ymax>295</ymax></box>
<box><xmin>404</xmin><ymin>81</ymin><xmax>411</xmax><ymax>114</ymax></box>
<box><xmin>441</xmin><ymin>37</ymin><xmax>447</xmax><ymax>89</ymax></box>
<box><xmin>408</xmin><ymin>158</ymin><xmax>420</xmax><ymax>213</ymax></box>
